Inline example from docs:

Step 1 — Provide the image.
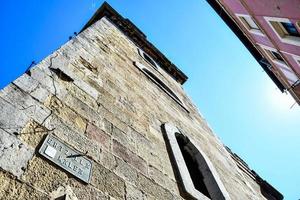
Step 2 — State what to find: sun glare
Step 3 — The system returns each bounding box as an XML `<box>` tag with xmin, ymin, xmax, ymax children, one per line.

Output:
<box><xmin>268</xmin><ymin>87</ymin><xmax>296</xmax><ymax>111</ymax></box>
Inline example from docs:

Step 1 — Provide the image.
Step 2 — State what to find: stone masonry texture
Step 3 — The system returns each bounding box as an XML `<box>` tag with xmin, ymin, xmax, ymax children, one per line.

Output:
<box><xmin>0</xmin><ymin>15</ymin><xmax>274</xmax><ymax>199</ymax></box>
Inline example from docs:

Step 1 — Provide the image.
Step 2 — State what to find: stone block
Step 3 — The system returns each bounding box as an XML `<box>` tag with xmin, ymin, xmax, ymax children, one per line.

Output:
<box><xmin>0</xmin><ymin>129</ymin><xmax>34</xmax><ymax>178</ymax></box>
<box><xmin>30</xmin><ymin>67</ymin><xmax>57</xmax><ymax>94</ymax></box>
<box><xmin>148</xmin><ymin>165</ymin><xmax>166</xmax><ymax>187</ymax></box>
<box><xmin>103</xmin><ymin>118</ymin><xmax>113</xmax><ymax>134</ymax></box>
<box><xmin>112</xmin><ymin>125</ymin><xmax>136</xmax><ymax>153</ymax></box>
<box><xmin>45</xmin><ymin>95</ymin><xmax>87</xmax><ymax>134</ymax></box>
<box><xmin>30</xmin><ymin>84</ymin><xmax>50</xmax><ymax>103</ymax></box>
<box><xmin>112</xmin><ymin>140</ymin><xmax>147</xmax><ymax>175</ymax></box>
<box><xmin>100</xmin><ymin>149</ymin><xmax>117</xmax><ymax>170</ymax></box>
<box><xmin>78</xmin><ymin>56</ymin><xmax>99</xmax><ymax>74</ymax></box>
<box><xmin>68</xmin><ymin>178</ymin><xmax>110</xmax><ymax>200</ymax></box>
<box><xmin>49</xmin><ymin>185</ymin><xmax>78</xmax><ymax>200</ymax></box>
<box><xmin>161</xmin><ymin>157</ymin><xmax>177</xmax><ymax>182</ymax></box>
<box><xmin>21</xmin><ymin>156</ymin><xmax>68</xmax><ymax>193</ymax></box>
<box><xmin>149</xmin><ymin>165</ymin><xmax>180</xmax><ymax>195</ymax></box>
<box><xmin>136</xmin><ymin>174</ymin><xmax>173</xmax><ymax>200</ymax></box>
<box><xmin>74</xmin><ymin>79</ymin><xmax>99</xmax><ymax>100</ymax></box>
<box><xmin>66</xmin><ymin>83</ymin><xmax>98</xmax><ymax>110</ymax></box>
<box><xmin>0</xmin><ymin>171</ymin><xmax>49</xmax><ymax>200</ymax></box>
<box><xmin>0</xmin><ymin>97</ymin><xmax>29</xmax><ymax>134</ymax></box>
<box><xmin>147</xmin><ymin>152</ymin><xmax>164</xmax><ymax>174</ymax></box>
<box><xmin>84</xmin><ymin>75</ymin><xmax>104</xmax><ymax>94</ymax></box>
<box><xmin>114</xmin><ymin>157</ymin><xmax>138</xmax><ymax>186</ymax></box>
<box><xmin>91</xmin><ymin>162</ymin><xmax>125</xmax><ymax>199</ymax></box>
<box><xmin>0</xmin><ymin>84</ymin><xmax>51</xmax><ymax>125</ymax></box>
<box><xmin>20</xmin><ymin>120</ymin><xmax>50</xmax><ymax>149</ymax></box>
<box><xmin>13</xmin><ymin>74</ymin><xmax>39</xmax><ymax>94</ymax></box>
<box><xmin>125</xmin><ymin>183</ymin><xmax>145</xmax><ymax>200</ymax></box>
<box><xmin>62</xmin><ymin>93</ymin><xmax>103</xmax><ymax>129</ymax></box>
<box><xmin>134</xmin><ymin>131</ymin><xmax>152</xmax><ymax>159</ymax></box>
<box><xmin>86</xmin><ymin>122</ymin><xmax>111</xmax><ymax>150</ymax></box>
<box><xmin>164</xmin><ymin>177</ymin><xmax>181</xmax><ymax>196</ymax></box>
<box><xmin>148</xmin><ymin>124</ymin><xmax>165</xmax><ymax>145</ymax></box>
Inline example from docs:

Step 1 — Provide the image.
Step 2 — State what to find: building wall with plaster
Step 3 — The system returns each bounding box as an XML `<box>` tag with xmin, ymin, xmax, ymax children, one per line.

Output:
<box><xmin>217</xmin><ymin>0</ymin><xmax>300</xmax><ymax>103</ymax></box>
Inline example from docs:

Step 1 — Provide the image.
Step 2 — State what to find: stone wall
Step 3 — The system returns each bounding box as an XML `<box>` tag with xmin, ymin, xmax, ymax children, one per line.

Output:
<box><xmin>0</xmin><ymin>17</ymin><xmax>268</xmax><ymax>199</ymax></box>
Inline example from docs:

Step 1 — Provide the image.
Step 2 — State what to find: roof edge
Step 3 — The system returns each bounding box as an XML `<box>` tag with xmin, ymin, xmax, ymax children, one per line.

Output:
<box><xmin>80</xmin><ymin>2</ymin><xmax>188</xmax><ymax>84</ymax></box>
<box><xmin>225</xmin><ymin>146</ymin><xmax>283</xmax><ymax>200</ymax></box>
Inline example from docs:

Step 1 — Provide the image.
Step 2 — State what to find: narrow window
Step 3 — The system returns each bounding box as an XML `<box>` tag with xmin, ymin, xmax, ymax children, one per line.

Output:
<box><xmin>241</xmin><ymin>16</ymin><xmax>259</xmax><ymax>30</ymax></box>
<box><xmin>258</xmin><ymin>44</ymin><xmax>299</xmax><ymax>85</ymax></box>
<box><xmin>266</xmin><ymin>49</ymin><xmax>287</xmax><ymax>65</ymax></box>
<box><xmin>175</xmin><ymin>133</ymin><xmax>211</xmax><ymax>199</ymax></box>
<box><xmin>264</xmin><ymin>17</ymin><xmax>300</xmax><ymax>46</ymax></box>
<box><xmin>280</xmin><ymin>22</ymin><xmax>300</xmax><ymax>37</ymax></box>
<box><xmin>236</xmin><ymin>14</ymin><xmax>264</xmax><ymax>36</ymax></box>
<box><xmin>137</xmin><ymin>48</ymin><xmax>159</xmax><ymax>69</ymax></box>
<box><xmin>292</xmin><ymin>54</ymin><xmax>300</xmax><ymax>67</ymax></box>
<box><xmin>270</xmin><ymin>51</ymin><xmax>284</xmax><ymax>62</ymax></box>
<box><xmin>143</xmin><ymin>52</ymin><xmax>158</xmax><ymax>68</ymax></box>
<box><xmin>258</xmin><ymin>44</ymin><xmax>287</xmax><ymax>67</ymax></box>
<box><xmin>143</xmin><ymin>68</ymin><xmax>181</xmax><ymax>103</ymax></box>
<box><xmin>133</xmin><ymin>62</ymin><xmax>188</xmax><ymax>112</ymax></box>
<box><xmin>162</xmin><ymin>123</ymin><xmax>230</xmax><ymax>200</ymax></box>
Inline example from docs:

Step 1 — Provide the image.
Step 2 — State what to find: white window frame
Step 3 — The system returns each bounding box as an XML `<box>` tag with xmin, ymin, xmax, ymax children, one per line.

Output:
<box><xmin>162</xmin><ymin>123</ymin><xmax>231</xmax><ymax>200</ymax></box>
<box><xmin>264</xmin><ymin>16</ymin><xmax>300</xmax><ymax>46</ymax></box>
<box><xmin>278</xmin><ymin>50</ymin><xmax>300</xmax><ymax>69</ymax></box>
<box><xmin>257</xmin><ymin>43</ymin><xmax>288</xmax><ymax>68</ymax></box>
<box><xmin>236</xmin><ymin>14</ymin><xmax>264</xmax><ymax>36</ymax></box>
<box><xmin>258</xmin><ymin>44</ymin><xmax>299</xmax><ymax>85</ymax></box>
<box><xmin>292</xmin><ymin>54</ymin><xmax>300</xmax><ymax>67</ymax></box>
<box><xmin>137</xmin><ymin>48</ymin><xmax>160</xmax><ymax>70</ymax></box>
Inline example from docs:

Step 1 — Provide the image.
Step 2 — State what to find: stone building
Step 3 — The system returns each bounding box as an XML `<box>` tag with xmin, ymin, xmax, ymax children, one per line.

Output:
<box><xmin>0</xmin><ymin>2</ymin><xmax>282</xmax><ymax>200</ymax></box>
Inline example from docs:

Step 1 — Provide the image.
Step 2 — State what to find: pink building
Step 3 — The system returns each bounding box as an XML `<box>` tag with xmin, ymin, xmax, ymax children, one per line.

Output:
<box><xmin>207</xmin><ymin>0</ymin><xmax>300</xmax><ymax>104</ymax></box>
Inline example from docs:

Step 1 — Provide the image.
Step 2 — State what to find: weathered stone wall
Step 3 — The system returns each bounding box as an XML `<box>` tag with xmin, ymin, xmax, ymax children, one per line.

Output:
<box><xmin>0</xmin><ymin>17</ymin><xmax>267</xmax><ymax>199</ymax></box>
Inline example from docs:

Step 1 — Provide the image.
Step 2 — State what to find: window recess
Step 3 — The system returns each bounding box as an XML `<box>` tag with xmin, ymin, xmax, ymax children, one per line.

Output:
<box><xmin>236</xmin><ymin>14</ymin><xmax>264</xmax><ymax>36</ymax></box>
<box><xmin>292</xmin><ymin>54</ymin><xmax>300</xmax><ymax>67</ymax></box>
<box><xmin>258</xmin><ymin>44</ymin><xmax>300</xmax><ymax>85</ymax></box>
<box><xmin>258</xmin><ymin>44</ymin><xmax>288</xmax><ymax>68</ymax></box>
<box><xmin>264</xmin><ymin>17</ymin><xmax>300</xmax><ymax>46</ymax></box>
<box><xmin>137</xmin><ymin>48</ymin><xmax>159</xmax><ymax>70</ymax></box>
<box><xmin>162</xmin><ymin>123</ymin><xmax>231</xmax><ymax>200</ymax></box>
<box><xmin>133</xmin><ymin>61</ymin><xmax>188</xmax><ymax>112</ymax></box>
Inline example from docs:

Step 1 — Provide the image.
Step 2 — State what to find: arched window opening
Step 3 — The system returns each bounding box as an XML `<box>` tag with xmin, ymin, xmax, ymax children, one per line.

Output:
<box><xmin>138</xmin><ymin>48</ymin><xmax>159</xmax><ymax>69</ymax></box>
<box><xmin>162</xmin><ymin>123</ymin><xmax>231</xmax><ymax>200</ymax></box>
<box><xmin>143</xmin><ymin>52</ymin><xmax>158</xmax><ymax>69</ymax></box>
<box><xmin>175</xmin><ymin>133</ymin><xmax>211</xmax><ymax>199</ymax></box>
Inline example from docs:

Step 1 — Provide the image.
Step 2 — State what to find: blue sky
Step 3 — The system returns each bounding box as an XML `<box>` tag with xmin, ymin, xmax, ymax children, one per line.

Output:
<box><xmin>1</xmin><ymin>1</ymin><xmax>299</xmax><ymax>199</ymax></box>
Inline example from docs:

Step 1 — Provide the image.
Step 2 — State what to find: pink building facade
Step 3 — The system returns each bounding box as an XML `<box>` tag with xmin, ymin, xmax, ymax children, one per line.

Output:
<box><xmin>208</xmin><ymin>0</ymin><xmax>300</xmax><ymax>104</ymax></box>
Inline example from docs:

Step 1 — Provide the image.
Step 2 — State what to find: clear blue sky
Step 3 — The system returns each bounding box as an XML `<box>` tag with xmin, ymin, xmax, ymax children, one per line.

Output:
<box><xmin>1</xmin><ymin>1</ymin><xmax>299</xmax><ymax>199</ymax></box>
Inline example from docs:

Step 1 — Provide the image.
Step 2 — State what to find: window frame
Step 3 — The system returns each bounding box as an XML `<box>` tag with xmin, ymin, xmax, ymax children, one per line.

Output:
<box><xmin>133</xmin><ymin>61</ymin><xmax>189</xmax><ymax>112</ymax></box>
<box><xmin>162</xmin><ymin>123</ymin><xmax>230</xmax><ymax>200</ymax></box>
<box><xmin>138</xmin><ymin>48</ymin><xmax>160</xmax><ymax>70</ymax></box>
<box><xmin>297</xmin><ymin>21</ymin><xmax>300</xmax><ymax>30</ymax></box>
<box><xmin>264</xmin><ymin>16</ymin><xmax>300</xmax><ymax>46</ymax></box>
<box><xmin>236</xmin><ymin>14</ymin><xmax>264</xmax><ymax>36</ymax></box>
<box><xmin>281</xmin><ymin>22</ymin><xmax>300</xmax><ymax>37</ymax></box>
<box><xmin>258</xmin><ymin>44</ymin><xmax>288</xmax><ymax>68</ymax></box>
<box><xmin>291</xmin><ymin>54</ymin><xmax>300</xmax><ymax>67</ymax></box>
<box><xmin>258</xmin><ymin>44</ymin><xmax>299</xmax><ymax>85</ymax></box>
